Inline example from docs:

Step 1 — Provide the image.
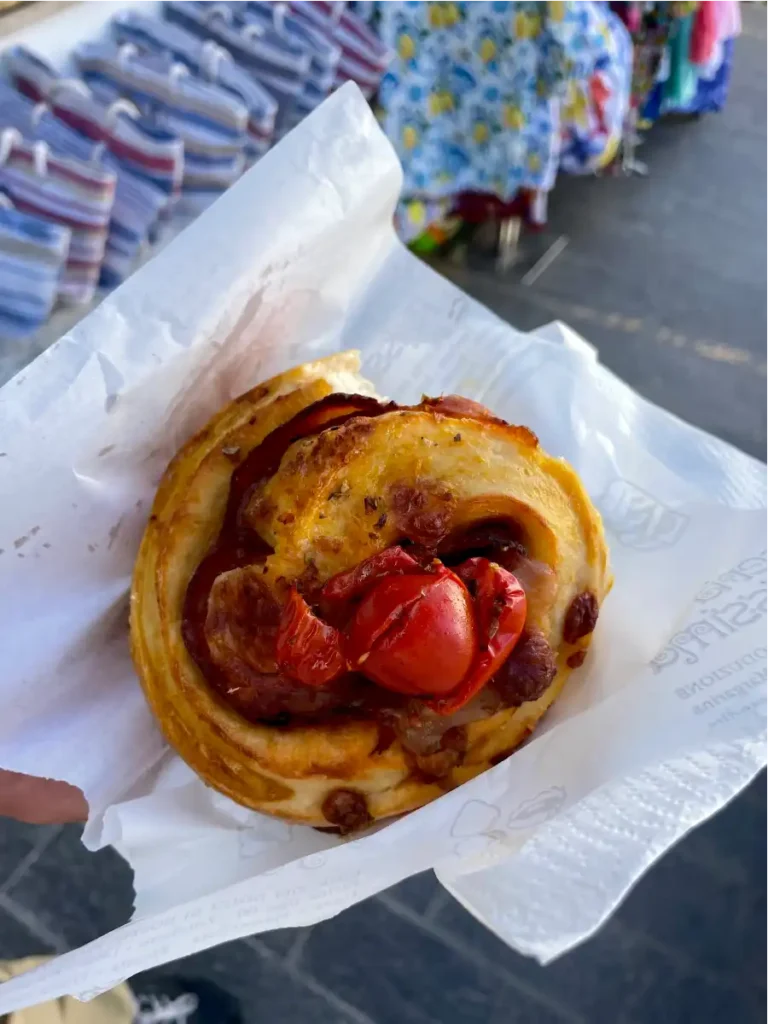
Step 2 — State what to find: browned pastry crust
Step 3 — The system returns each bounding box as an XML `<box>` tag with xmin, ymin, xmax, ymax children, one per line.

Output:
<box><xmin>131</xmin><ymin>352</ymin><xmax>611</xmax><ymax>826</ymax></box>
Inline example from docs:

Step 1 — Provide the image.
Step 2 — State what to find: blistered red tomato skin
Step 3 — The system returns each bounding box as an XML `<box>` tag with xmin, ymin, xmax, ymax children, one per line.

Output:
<box><xmin>347</xmin><ymin>570</ymin><xmax>477</xmax><ymax>697</ymax></box>
<box><xmin>428</xmin><ymin>559</ymin><xmax>527</xmax><ymax>715</ymax></box>
<box><xmin>321</xmin><ymin>546</ymin><xmax>423</xmax><ymax>606</ymax></box>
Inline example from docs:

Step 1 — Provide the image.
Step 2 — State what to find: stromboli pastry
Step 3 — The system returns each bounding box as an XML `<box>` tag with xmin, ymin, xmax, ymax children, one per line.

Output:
<box><xmin>131</xmin><ymin>352</ymin><xmax>611</xmax><ymax>832</ymax></box>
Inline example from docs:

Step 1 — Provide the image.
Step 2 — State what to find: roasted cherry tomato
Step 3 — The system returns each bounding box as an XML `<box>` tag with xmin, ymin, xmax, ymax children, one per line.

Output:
<box><xmin>321</xmin><ymin>546</ymin><xmax>423</xmax><ymax>606</ymax></box>
<box><xmin>275</xmin><ymin>589</ymin><xmax>346</xmax><ymax>687</ymax></box>
<box><xmin>347</xmin><ymin>566</ymin><xmax>476</xmax><ymax>697</ymax></box>
<box><xmin>427</xmin><ymin>558</ymin><xmax>526</xmax><ymax>715</ymax></box>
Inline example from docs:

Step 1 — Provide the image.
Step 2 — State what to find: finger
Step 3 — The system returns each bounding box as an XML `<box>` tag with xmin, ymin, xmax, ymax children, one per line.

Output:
<box><xmin>0</xmin><ymin>769</ymin><xmax>88</xmax><ymax>824</ymax></box>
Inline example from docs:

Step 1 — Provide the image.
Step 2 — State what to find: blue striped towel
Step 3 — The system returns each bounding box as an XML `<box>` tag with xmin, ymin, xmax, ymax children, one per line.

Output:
<box><xmin>0</xmin><ymin>201</ymin><xmax>70</xmax><ymax>340</ymax></box>
<box><xmin>290</xmin><ymin>0</ymin><xmax>391</xmax><ymax>98</ymax></box>
<box><xmin>164</xmin><ymin>1</ymin><xmax>312</xmax><ymax>136</ymax></box>
<box><xmin>0</xmin><ymin>82</ymin><xmax>166</xmax><ymax>286</ymax></box>
<box><xmin>75</xmin><ymin>42</ymin><xmax>248</xmax><ymax>200</ymax></box>
<box><xmin>6</xmin><ymin>46</ymin><xmax>184</xmax><ymax>206</ymax></box>
<box><xmin>75</xmin><ymin>42</ymin><xmax>248</xmax><ymax>152</ymax></box>
<box><xmin>0</xmin><ymin>133</ymin><xmax>115</xmax><ymax>304</ymax></box>
<box><xmin>240</xmin><ymin>2</ymin><xmax>341</xmax><ymax>130</ymax></box>
<box><xmin>112</xmin><ymin>9</ymin><xmax>278</xmax><ymax>159</ymax></box>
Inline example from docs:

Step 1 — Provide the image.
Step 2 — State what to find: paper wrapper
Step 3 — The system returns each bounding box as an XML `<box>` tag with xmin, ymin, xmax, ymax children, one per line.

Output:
<box><xmin>0</xmin><ymin>85</ymin><xmax>765</xmax><ymax>1011</ymax></box>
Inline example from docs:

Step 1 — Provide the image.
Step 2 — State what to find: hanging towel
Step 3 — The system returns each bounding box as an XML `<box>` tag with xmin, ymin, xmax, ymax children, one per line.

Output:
<box><xmin>112</xmin><ymin>10</ymin><xmax>277</xmax><ymax>159</ymax></box>
<box><xmin>0</xmin><ymin>82</ymin><xmax>166</xmax><ymax>286</ymax></box>
<box><xmin>0</xmin><ymin>133</ymin><xmax>115</xmax><ymax>303</ymax></box>
<box><xmin>6</xmin><ymin>46</ymin><xmax>184</xmax><ymax>205</ymax></box>
<box><xmin>164</xmin><ymin>1</ymin><xmax>311</xmax><ymax>135</ymax></box>
<box><xmin>0</xmin><ymin>200</ymin><xmax>70</xmax><ymax>340</ymax></box>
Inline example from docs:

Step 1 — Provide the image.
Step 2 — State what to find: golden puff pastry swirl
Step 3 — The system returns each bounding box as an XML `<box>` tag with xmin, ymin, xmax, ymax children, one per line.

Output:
<box><xmin>131</xmin><ymin>352</ymin><xmax>611</xmax><ymax>832</ymax></box>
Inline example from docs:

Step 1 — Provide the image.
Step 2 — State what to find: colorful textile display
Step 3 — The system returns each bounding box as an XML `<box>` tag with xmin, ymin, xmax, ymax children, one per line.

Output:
<box><xmin>0</xmin><ymin>0</ymin><xmax>742</xmax><ymax>346</ymax></box>
<box><xmin>641</xmin><ymin>1</ymin><xmax>741</xmax><ymax>120</ymax></box>
<box><xmin>0</xmin><ymin>0</ymin><xmax>388</xmax><ymax>341</ymax></box>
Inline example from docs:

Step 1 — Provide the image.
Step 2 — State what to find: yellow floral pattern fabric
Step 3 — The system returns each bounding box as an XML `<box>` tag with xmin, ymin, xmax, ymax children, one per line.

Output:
<box><xmin>376</xmin><ymin>1</ymin><xmax>631</xmax><ymax>202</ymax></box>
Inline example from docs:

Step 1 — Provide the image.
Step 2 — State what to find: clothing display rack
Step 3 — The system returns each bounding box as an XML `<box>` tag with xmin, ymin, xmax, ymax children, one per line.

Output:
<box><xmin>0</xmin><ymin>1</ymin><xmax>742</xmax><ymax>385</ymax></box>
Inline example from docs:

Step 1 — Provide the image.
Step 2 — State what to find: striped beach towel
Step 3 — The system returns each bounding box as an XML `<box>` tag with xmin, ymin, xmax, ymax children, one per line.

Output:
<box><xmin>112</xmin><ymin>9</ymin><xmax>277</xmax><ymax>160</ymax></box>
<box><xmin>0</xmin><ymin>201</ymin><xmax>70</xmax><ymax>340</ymax></box>
<box><xmin>240</xmin><ymin>2</ymin><xmax>341</xmax><ymax>130</ymax></box>
<box><xmin>289</xmin><ymin>0</ymin><xmax>391</xmax><ymax>99</ymax></box>
<box><xmin>0</xmin><ymin>82</ymin><xmax>167</xmax><ymax>286</ymax></box>
<box><xmin>164</xmin><ymin>1</ymin><xmax>311</xmax><ymax>136</ymax></box>
<box><xmin>0</xmin><ymin>133</ymin><xmax>115</xmax><ymax>303</ymax></box>
<box><xmin>75</xmin><ymin>41</ymin><xmax>248</xmax><ymax>200</ymax></box>
<box><xmin>6</xmin><ymin>46</ymin><xmax>184</xmax><ymax>206</ymax></box>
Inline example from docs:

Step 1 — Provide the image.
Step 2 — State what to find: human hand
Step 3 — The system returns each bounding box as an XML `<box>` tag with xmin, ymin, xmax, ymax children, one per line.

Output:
<box><xmin>0</xmin><ymin>769</ymin><xmax>87</xmax><ymax>824</ymax></box>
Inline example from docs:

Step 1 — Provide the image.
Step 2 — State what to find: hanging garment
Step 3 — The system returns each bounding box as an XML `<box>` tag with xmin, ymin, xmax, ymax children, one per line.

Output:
<box><xmin>6</xmin><ymin>46</ymin><xmax>184</xmax><ymax>205</ymax></box>
<box><xmin>662</xmin><ymin>12</ymin><xmax>698</xmax><ymax>109</ymax></box>
<box><xmin>689</xmin><ymin>0</ymin><xmax>720</xmax><ymax>65</ymax></box>
<box><xmin>643</xmin><ymin>35</ymin><xmax>736</xmax><ymax>119</ymax></box>
<box><xmin>239</xmin><ymin>3</ymin><xmax>342</xmax><ymax>130</ymax></box>
<box><xmin>557</xmin><ymin>4</ymin><xmax>632</xmax><ymax>175</ymax></box>
<box><xmin>717</xmin><ymin>0</ymin><xmax>742</xmax><ymax>40</ymax></box>
<box><xmin>626</xmin><ymin>4</ymin><xmax>676</xmax><ymax>113</ymax></box>
<box><xmin>0</xmin><ymin>82</ymin><xmax>167</xmax><ymax>286</ymax></box>
<box><xmin>164</xmin><ymin>1</ymin><xmax>312</xmax><ymax>136</ymax></box>
<box><xmin>289</xmin><ymin>0</ymin><xmax>392</xmax><ymax>99</ymax></box>
<box><xmin>641</xmin><ymin>1</ymin><xmax>740</xmax><ymax>119</ymax></box>
<box><xmin>0</xmin><ymin>133</ymin><xmax>115</xmax><ymax>303</ymax></box>
<box><xmin>112</xmin><ymin>10</ymin><xmax>278</xmax><ymax>159</ymax></box>
<box><xmin>0</xmin><ymin>201</ymin><xmax>70</xmax><ymax>340</ymax></box>
<box><xmin>375</xmin><ymin>1</ymin><xmax>625</xmax><ymax>209</ymax></box>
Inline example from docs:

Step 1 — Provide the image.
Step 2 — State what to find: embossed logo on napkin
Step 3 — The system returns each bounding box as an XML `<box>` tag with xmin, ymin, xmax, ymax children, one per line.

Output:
<box><xmin>599</xmin><ymin>479</ymin><xmax>689</xmax><ymax>550</ymax></box>
<box><xmin>450</xmin><ymin>799</ymin><xmax>504</xmax><ymax>858</ymax></box>
<box><xmin>507</xmin><ymin>786</ymin><xmax>567</xmax><ymax>830</ymax></box>
<box><xmin>449</xmin><ymin>788</ymin><xmax>567</xmax><ymax>858</ymax></box>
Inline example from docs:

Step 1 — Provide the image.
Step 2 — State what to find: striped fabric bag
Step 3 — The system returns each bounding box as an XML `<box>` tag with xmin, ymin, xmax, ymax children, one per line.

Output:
<box><xmin>0</xmin><ymin>131</ymin><xmax>115</xmax><ymax>303</ymax></box>
<box><xmin>289</xmin><ymin>0</ymin><xmax>391</xmax><ymax>99</ymax></box>
<box><xmin>0</xmin><ymin>82</ymin><xmax>167</xmax><ymax>286</ymax></box>
<box><xmin>112</xmin><ymin>10</ymin><xmax>278</xmax><ymax>161</ymax></box>
<box><xmin>0</xmin><ymin>198</ymin><xmax>70</xmax><ymax>342</ymax></box>
<box><xmin>6</xmin><ymin>46</ymin><xmax>184</xmax><ymax>207</ymax></box>
<box><xmin>75</xmin><ymin>41</ymin><xmax>248</xmax><ymax>207</ymax></box>
<box><xmin>164</xmin><ymin>1</ymin><xmax>311</xmax><ymax>137</ymax></box>
<box><xmin>240</xmin><ymin>2</ymin><xmax>341</xmax><ymax>130</ymax></box>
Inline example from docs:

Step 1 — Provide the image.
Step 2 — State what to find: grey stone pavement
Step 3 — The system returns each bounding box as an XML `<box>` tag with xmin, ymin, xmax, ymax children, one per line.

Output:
<box><xmin>0</xmin><ymin>9</ymin><xmax>766</xmax><ymax>1024</ymax></box>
